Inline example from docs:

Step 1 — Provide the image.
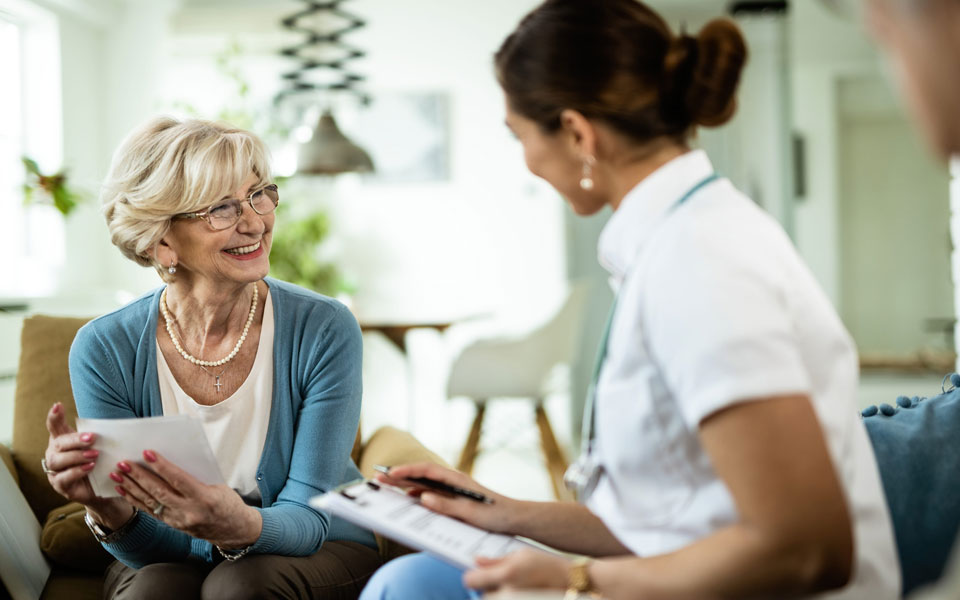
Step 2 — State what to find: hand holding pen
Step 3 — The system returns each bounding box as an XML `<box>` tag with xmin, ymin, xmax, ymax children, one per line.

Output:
<box><xmin>374</xmin><ymin>464</ymin><xmax>494</xmax><ymax>504</ymax></box>
<box><xmin>370</xmin><ymin>462</ymin><xmax>531</xmax><ymax>538</ymax></box>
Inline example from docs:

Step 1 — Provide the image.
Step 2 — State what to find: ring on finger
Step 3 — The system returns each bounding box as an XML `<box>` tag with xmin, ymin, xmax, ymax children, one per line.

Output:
<box><xmin>152</xmin><ymin>502</ymin><xmax>165</xmax><ymax>517</ymax></box>
<box><xmin>41</xmin><ymin>458</ymin><xmax>56</xmax><ymax>475</ymax></box>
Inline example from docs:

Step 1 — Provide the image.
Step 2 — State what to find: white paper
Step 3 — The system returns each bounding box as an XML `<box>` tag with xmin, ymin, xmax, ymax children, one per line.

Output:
<box><xmin>77</xmin><ymin>416</ymin><xmax>224</xmax><ymax>498</ymax></box>
<box><xmin>312</xmin><ymin>481</ymin><xmax>537</xmax><ymax>569</ymax></box>
<box><xmin>0</xmin><ymin>460</ymin><xmax>50</xmax><ymax>600</ymax></box>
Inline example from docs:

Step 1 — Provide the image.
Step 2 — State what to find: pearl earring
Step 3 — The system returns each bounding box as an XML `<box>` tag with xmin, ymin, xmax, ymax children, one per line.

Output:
<box><xmin>168</xmin><ymin>262</ymin><xmax>177</xmax><ymax>275</ymax></box>
<box><xmin>580</xmin><ymin>156</ymin><xmax>596</xmax><ymax>191</ymax></box>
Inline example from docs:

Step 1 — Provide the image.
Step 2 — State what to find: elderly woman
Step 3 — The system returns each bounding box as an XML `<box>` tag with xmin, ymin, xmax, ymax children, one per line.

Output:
<box><xmin>41</xmin><ymin>117</ymin><xmax>381</xmax><ymax>599</ymax></box>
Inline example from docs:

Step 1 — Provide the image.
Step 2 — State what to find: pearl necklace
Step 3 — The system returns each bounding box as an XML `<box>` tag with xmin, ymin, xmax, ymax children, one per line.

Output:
<box><xmin>160</xmin><ymin>284</ymin><xmax>258</xmax><ymax>368</ymax></box>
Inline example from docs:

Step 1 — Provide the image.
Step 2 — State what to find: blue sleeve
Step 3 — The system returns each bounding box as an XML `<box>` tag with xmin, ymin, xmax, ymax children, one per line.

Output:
<box><xmin>249</xmin><ymin>301</ymin><xmax>366</xmax><ymax>556</ymax></box>
<box><xmin>69</xmin><ymin>321</ymin><xmax>216</xmax><ymax>567</ymax></box>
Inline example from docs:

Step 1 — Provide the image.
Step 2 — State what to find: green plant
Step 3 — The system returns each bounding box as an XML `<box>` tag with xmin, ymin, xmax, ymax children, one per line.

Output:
<box><xmin>268</xmin><ymin>202</ymin><xmax>351</xmax><ymax>297</ymax></box>
<box><xmin>21</xmin><ymin>157</ymin><xmax>83</xmax><ymax>216</ymax></box>
<box><xmin>170</xmin><ymin>41</ymin><xmax>350</xmax><ymax>298</ymax></box>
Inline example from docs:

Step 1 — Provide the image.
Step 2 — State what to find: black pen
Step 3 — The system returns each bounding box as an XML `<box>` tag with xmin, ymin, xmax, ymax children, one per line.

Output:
<box><xmin>373</xmin><ymin>465</ymin><xmax>493</xmax><ymax>504</ymax></box>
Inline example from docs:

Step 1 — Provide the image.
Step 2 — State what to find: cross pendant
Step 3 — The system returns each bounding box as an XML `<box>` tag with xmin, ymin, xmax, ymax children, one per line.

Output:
<box><xmin>214</xmin><ymin>376</ymin><xmax>223</xmax><ymax>392</ymax></box>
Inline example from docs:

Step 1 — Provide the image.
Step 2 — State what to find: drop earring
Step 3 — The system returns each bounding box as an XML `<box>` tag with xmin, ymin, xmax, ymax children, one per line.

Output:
<box><xmin>580</xmin><ymin>156</ymin><xmax>596</xmax><ymax>191</ymax></box>
<box><xmin>168</xmin><ymin>261</ymin><xmax>177</xmax><ymax>275</ymax></box>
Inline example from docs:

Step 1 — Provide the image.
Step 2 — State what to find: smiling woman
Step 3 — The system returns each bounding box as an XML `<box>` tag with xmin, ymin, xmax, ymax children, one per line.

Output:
<box><xmin>41</xmin><ymin>117</ymin><xmax>383</xmax><ymax>599</ymax></box>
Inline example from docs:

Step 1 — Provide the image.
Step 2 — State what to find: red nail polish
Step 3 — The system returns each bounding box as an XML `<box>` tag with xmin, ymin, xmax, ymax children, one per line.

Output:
<box><xmin>80</xmin><ymin>433</ymin><xmax>93</xmax><ymax>443</ymax></box>
<box><xmin>143</xmin><ymin>450</ymin><xmax>157</xmax><ymax>463</ymax></box>
<box><xmin>117</xmin><ymin>462</ymin><xmax>131</xmax><ymax>473</ymax></box>
<box><xmin>115</xmin><ymin>486</ymin><xmax>126</xmax><ymax>496</ymax></box>
<box><xmin>52</xmin><ymin>403</ymin><xmax>61</xmax><ymax>415</ymax></box>
<box><xmin>82</xmin><ymin>462</ymin><xmax>96</xmax><ymax>471</ymax></box>
<box><xmin>110</xmin><ymin>472</ymin><xmax>123</xmax><ymax>483</ymax></box>
<box><xmin>83</xmin><ymin>450</ymin><xmax>99</xmax><ymax>459</ymax></box>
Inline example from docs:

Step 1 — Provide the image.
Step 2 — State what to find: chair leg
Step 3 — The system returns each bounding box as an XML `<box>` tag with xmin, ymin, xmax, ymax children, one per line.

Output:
<box><xmin>457</xmin><ymin>401</ymin><xmax>486</xmax><ymax>475</ymax></box>
<box><xmin>535</xmin><ymin>403</ymin><xmax>574</xmax><ymax>501</ymax></box>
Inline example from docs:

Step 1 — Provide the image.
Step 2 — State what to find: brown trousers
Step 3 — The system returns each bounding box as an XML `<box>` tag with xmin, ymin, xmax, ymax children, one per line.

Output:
<box><xmin>103</xmin><ymin>540</ymin><xmax>383</xmax><ymax>600</ymax></box>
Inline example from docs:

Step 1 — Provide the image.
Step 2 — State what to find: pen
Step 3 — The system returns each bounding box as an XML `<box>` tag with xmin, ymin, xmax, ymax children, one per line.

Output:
<box><xmin>373</xmin><ymin>465</ymin><xmax>494</xmax><ymax>504</ymax></box>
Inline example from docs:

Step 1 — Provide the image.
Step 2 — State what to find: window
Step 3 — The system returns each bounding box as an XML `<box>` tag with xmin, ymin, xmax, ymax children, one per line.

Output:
<box><xmin>0</xmin><ymin>3</ymin><xmax>64</xmax><ymax>297</ymax></box>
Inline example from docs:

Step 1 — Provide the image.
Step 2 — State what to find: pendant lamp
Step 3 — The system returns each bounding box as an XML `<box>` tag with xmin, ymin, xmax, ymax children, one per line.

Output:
<box><xmin>277</xmin><ymin>0</ymin><xmax>374</xmax><ymax>175</ymax></box>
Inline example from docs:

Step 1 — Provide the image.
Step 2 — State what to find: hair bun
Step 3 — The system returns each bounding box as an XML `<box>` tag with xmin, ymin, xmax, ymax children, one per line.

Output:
<box><xmin>685</xmin><ymin>18</ymin><xmax>748</xmax><ymax>128</ymax></box>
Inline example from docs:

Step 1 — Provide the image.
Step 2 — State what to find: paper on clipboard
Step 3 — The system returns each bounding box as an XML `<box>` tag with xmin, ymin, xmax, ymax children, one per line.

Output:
<box><xmin>77</xmin><ymin>416</ymin><xmax>224</xmax><ymax>498</ymax></box>
<box><xmin>311</xmin><ymin>480</ymin><xmax>538</xmax><ymax>569</ymax></box>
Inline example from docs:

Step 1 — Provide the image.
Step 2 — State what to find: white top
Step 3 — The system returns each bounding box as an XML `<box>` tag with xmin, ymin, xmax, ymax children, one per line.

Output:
<box><xmin>585</xmin><ymin>150</ymin><xmax>899</xmax><ymax>599</ymax></box>
<box><xmin>157</xmin><ymin>290</ymin><xmax>274</xmax><ymax>503</ymax></box>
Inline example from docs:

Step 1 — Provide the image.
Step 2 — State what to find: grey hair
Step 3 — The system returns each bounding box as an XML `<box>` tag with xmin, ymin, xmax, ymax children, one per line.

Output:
<box><xmin>101</xmin><ymin>116</ymin><xmax>272</xmax><ymax>282</ymax></box>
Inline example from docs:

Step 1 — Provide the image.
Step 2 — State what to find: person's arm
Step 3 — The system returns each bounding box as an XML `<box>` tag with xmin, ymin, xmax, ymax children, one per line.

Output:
<box><xmin>464</xmin><ymin>394</ymin><xmax>854</xmax><ymax>598</ymax></box>
<box><xmin>247</xmin><ymin>300</ymin><xmax>366</xmax><ymax>556</ymax></box>
<box><xmin>69</xmin><ymin>321</ymin><xmax>203</xmax><ymax>567</ymax></box>
<box><xmin>502</xmin><ymin>501</ymin><xmax>631</xmax><ymax>556</ymax></box>
<box><xmin>379</xmin><ymin>463</ymin><xmax>631</xmax><ymax>556</ymax></box>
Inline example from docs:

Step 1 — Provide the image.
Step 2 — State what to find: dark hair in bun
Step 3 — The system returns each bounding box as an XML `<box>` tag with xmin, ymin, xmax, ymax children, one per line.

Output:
<box><xmin>495</xmin><ymin>0</ymin><xmax>748</xmax><ymax>143</ymax></box>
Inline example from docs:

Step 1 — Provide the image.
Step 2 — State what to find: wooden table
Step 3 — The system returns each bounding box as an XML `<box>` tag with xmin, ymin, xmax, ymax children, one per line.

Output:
<box><xmin>359</xmin><ymin>322</ymin><xmax>456</xmax><ymax>354</ymax></box>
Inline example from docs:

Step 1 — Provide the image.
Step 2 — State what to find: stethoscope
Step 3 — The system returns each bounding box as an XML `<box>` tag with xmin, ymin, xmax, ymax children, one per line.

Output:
<box><xmin>563</xmin><ymin>172</ymin><xmax>721</xmax><ymax>501</ymax></box>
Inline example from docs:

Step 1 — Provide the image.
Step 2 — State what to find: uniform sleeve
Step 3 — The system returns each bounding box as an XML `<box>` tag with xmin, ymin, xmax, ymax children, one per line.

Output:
<box><xmin>643</xmin><ymin>225</ymin><xmax>812</xmax><ymax>428</ymax></box>
<box><xmin>249</xmin><ymin>301</ymin><xmax>364</xmax><ymax>556</ymax></box>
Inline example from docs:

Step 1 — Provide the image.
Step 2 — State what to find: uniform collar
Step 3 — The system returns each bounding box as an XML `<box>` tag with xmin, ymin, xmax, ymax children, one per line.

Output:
<box><xmin>597</xmin><ymin>149</ymin><xmax>715</xmax><ymax>283</ymax></box>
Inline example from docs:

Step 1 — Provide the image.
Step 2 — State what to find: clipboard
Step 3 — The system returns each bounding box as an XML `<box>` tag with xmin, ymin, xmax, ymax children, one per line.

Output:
<box><xmin>310</xmin><ymin>480</ymin><xmax>538</xmax><ymax>569</ymax></box>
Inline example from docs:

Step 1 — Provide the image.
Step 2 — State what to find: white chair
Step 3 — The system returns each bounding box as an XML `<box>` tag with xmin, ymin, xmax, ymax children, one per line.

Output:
<box><xmin>446</xmin><ymin>283</ymin><xmax>589</xmax><ymax>500</ymax></box>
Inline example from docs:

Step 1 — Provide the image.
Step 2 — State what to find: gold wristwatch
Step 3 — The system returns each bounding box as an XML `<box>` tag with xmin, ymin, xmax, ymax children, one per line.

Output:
<box><xmin>565</xmin><ymin>556</ymin><xmax>597</xmax><ymax>600</ymax></box>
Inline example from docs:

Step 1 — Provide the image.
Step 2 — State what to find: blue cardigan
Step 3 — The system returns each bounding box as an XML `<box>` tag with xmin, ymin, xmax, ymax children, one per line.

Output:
<box><xmin>69</xmin><ymin>277</ymin><xmax>376</xmax><ymax>568</ymax></box>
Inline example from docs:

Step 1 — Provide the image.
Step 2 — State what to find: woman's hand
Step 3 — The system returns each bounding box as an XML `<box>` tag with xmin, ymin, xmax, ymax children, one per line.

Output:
<box><xmin>463</xmin><ymin>549</ymin><xmax>571</xmax><ymax>592</ymax></box>
<box><xmin>376</xmin><ymin>463</ymin><xmax>523</xmax><ymax>534</ymax></box>
<box><xmin>43</xmin><ymin>402</ymin><xmax>104</xmax><ymax>507</ymax></box>
<box><xmin>111</xmin><ymin>450</ymin><xmax>262</xmax><ymax>550</ymax></box>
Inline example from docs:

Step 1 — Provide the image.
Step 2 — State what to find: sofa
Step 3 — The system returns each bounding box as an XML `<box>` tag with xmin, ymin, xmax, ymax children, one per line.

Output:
<box><xmin>0</xmin><ymin>315</ymin><xmax>446</xmax><ymax>600</ymax></box>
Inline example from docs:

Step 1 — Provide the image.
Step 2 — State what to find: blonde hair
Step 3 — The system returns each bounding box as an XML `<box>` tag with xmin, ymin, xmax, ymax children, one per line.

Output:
<box><xmin>101</xmin><ymin>116</ymin><xmax>272</xmax><ymax>282</ymax></box>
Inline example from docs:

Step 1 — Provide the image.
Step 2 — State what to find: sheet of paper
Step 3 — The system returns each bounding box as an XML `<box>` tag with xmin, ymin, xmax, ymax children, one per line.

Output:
<box><xmin>312</xmin><ymin>481</ymin><xmax>537</xmax><ymax>569</ymax></box>
<box><xmin>77</xmin><ymin>416</ymin><xmax>224</xmax><ymax>498</ymax></box>
<box><xmin>0</xmin><ymin>460</ymin><xmax>50</xmax><ymax>600</ymax></box>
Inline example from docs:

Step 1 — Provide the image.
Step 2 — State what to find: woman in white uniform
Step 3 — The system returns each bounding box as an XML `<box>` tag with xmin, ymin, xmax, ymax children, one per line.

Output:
<box><xmin>361</xmin><ymin>0</ymin><xmax>899</xmax><ymax>598</ymax></box>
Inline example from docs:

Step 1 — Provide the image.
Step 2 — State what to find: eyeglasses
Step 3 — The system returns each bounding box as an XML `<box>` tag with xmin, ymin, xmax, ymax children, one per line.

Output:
<box><xmin>174</xmin><ymin>184</ymin><xmax>280</xmax><ymax>231</ymax></box>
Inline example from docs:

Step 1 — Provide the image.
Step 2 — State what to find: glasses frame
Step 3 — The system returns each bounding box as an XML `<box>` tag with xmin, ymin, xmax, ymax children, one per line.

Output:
<box><xmin>174</xmin><ymin>183</ymin><xmax>280</xmax><ymax>231</ymax></box>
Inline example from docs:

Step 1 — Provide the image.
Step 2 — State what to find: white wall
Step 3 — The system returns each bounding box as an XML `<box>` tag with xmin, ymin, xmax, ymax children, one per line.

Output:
<box><xmin>789</xmin><ymin>1</ymin><xmax>895</xmax><ymax>308</ymax></box>
<box><xmin>163</xmin><ymin>0</ymin><xmax>566</xmax><ymax>323</ymax></box>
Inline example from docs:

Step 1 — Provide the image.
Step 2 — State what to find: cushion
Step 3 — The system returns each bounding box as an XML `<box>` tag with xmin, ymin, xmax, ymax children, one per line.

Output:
<box><xmin>0</xmin><ymin>451</ymin><xmax>49</xmax><ymax>599</ymax></box>
<box><xmin>357</xmin><ymin>426</ymin><xmax>447</xmax><ymax>560</ymax></box>
<box><xmin>861</xmin><ymin>376</ymin><xmax>960</xmax><ymax>595</ymax></box>
<box><xmin>40</xmin><ymin>503</ymin><xmax>112</xmax><ymax>573</ymax></box>
<box><xmin>12</xmin><ymin>315</ymin><xmax>90</xmax><ymax>523</ymax></box>
<box><xmin>358</xmin><ymin>426</ymin><xmax>446</xmax><ymax>479</ymax></box>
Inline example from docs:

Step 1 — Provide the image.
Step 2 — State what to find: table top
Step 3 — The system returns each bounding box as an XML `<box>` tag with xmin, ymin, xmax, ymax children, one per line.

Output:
<box><xmin>358</xmin><ymin>321</ymin><xmax>456</xmax><ymax>353</ymax></box>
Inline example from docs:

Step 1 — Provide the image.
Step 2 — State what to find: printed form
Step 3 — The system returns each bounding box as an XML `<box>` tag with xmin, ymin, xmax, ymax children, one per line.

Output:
<box><xmin>312</xmin><ymin>481</ymin><xmax>539</xmax><ymax>568</ymax></box>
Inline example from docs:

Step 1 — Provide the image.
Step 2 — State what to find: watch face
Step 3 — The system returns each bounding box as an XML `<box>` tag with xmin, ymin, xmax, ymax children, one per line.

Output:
<box><xmin>84</xmin><ymin>511</ymin><xmax>109</xmax><ymax>540</ymax></box>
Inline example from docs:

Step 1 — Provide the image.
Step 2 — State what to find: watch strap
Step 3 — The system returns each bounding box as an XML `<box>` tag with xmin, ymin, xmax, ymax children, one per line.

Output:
<box><xmin>84</xmin><ymin>507</ymin><xmax>140</xmax><ymax>544</ymax></box>
<box><xmin>565</xmin><ymin>556</ymin><xmax>596</xmax><ymax>599</ymax></box>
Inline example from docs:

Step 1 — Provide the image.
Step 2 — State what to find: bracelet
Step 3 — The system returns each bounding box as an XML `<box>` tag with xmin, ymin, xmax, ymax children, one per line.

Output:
<box><xmin>215</xmin><ymin>544</ymin><xmax>252</xmax><ymax>562</ymax></box>
<box><xmin>84</xmin><ymin>507</ymin><xmax>140</xmax><ymax>545</ymax></box>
